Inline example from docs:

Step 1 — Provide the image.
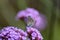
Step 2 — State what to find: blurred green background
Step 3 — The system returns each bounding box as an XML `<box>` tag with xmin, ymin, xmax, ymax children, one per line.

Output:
<box><xmin>0</xmin><ymin>0</ymin><xmax>60</xmax><ymax>40</ymax></box>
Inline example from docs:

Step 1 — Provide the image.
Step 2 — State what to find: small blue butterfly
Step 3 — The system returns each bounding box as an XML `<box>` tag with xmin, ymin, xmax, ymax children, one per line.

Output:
<box><xmin>24</xmin><ymin>16</ymin><xmax>35</xmax><ymax>27</ymax></box>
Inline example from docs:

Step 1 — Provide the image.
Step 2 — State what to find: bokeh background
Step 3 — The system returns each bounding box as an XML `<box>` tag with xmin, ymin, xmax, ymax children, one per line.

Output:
<box><xmin>0</xmin><ymin>0</ymin><xmax>60</xmax><ymax>40</ymax></box>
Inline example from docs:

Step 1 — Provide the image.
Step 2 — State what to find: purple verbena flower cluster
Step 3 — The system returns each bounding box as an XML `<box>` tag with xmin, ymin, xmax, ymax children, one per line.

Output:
<box><xmin>26</xmin><ymin>27</ymin><xmax>43</xmax><ymax>40</ymax></box>
<box><xmin>0</xmin><ymin>26</ymin><xmax>43</xmax><ymax>40</ymax></box>
<box><xmin>16</xmin><ymin>8</ymin><xmax>47</xmax><ymax>30</ymax></box>
<box><xmin>0</xmin><ymin>26</ymin><xmax>27</xmax><ymax>40</ymax></box>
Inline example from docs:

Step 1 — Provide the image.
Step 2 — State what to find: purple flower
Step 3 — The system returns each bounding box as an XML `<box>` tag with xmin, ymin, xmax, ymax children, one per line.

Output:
<box><xmin>0</xmin><ymin>26</ymin><xmax>27</xmax><ymax>40</ymax></box>
<box><xmin>26</xmin><ymin>27</ymin><xmax>43</xmax><ymax>40</ymax></box>
<box><xmin>16</xmin><ymin>8</ymin><xmax>47</xmax><ymax>30</ymax></box>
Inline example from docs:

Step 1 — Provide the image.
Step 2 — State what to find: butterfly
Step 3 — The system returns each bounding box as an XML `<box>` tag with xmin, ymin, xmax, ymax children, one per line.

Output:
<box><xmin>24</xmin><ymin>16</ymin><xmax>35</xmax><ymax>27</ymax></box>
